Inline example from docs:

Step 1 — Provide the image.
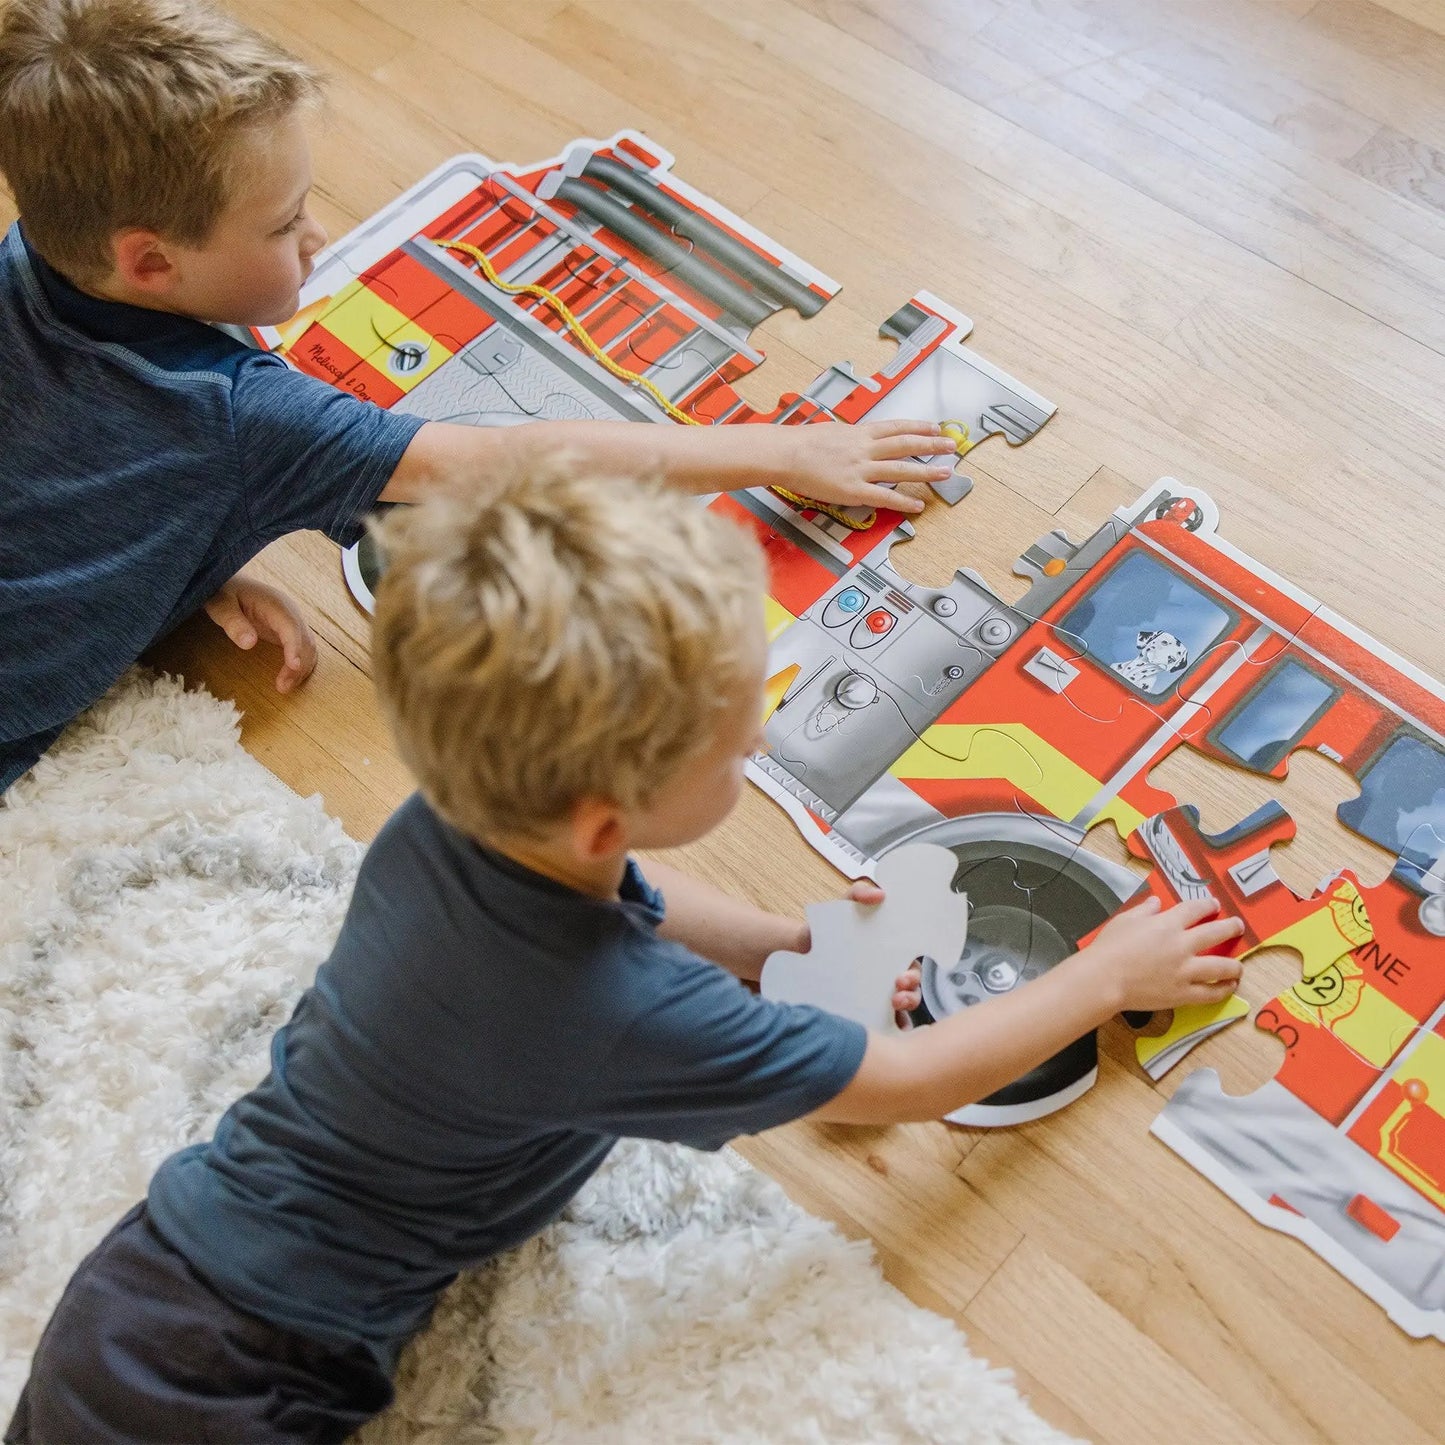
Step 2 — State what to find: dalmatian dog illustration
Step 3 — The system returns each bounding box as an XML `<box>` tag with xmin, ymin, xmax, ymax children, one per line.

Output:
<box><xmin>1111</xmin><ymin>629</ymin><xmax>1189</xmax><ymax>693</ymax></box>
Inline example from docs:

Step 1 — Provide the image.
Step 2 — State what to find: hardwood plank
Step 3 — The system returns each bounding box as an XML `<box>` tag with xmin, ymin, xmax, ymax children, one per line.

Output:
<box><xmin>1362</xmin><ymin>0</ymin><xmax>1445</xmax><ymax>36</ymax></box>
<box><xmin>786</xmin><ymin>0</ymin><xmax>1041</xmax><ymax>105</ymax></box>
<box><xmin>738</xmin><ymin>1119</ymin><xmax>1021</xmax><ymax>1318</ymax></box>
<box><xmin>1304</xmin><ymin>0</ymin><xmax>1445</xmax><ymax>90</ymax></box>
<box><xmin>1088</xmin><ymin>0</ymin><xmax>1445</xmax><ymax>151</ymax></box>
<box><xmin>1346</xmin><ymin>123</ymin><xmax>1445</xmax><ymax>214</ymax></box>
<box><xmin>985</xmin><ymin>65</ymin><xmax>1445</xmax><ymax>355</ymax></box>
<box><xmin>1121</xmin><ymin>34</ymin><xmax>1384</xmax><ymax>163</ymax></box>
<box><xmin>964</xmin><ymin>1235</ymin><xmax>1272</xmax><ymax>1445</ymax></box>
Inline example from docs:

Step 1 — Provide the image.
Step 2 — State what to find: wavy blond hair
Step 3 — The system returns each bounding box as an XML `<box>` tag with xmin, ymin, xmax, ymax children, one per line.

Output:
<box><xmin>0</xmin><ymin>0</ymin><xmax>320</xmax><ymax>279</ymax></box>
<box><xmin>371</xmin><ymin>463</ymin><xmax>767</xmax><ymax>843</ymax></box>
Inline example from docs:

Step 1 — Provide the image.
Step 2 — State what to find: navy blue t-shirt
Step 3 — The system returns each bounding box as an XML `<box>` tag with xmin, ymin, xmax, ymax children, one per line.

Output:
<box><xmin>147</xmin><ymin>795</ymin><xmax>866</xmax><ymax>1367</ymax></box>
<box><xmin>0</xmin><ymin>224</ymin><xmax>426</xmax><ymax>791</ymax></box>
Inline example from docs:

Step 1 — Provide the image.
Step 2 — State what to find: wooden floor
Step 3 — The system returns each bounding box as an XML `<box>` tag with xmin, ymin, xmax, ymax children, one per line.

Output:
<box><xmin>12</xmin><ymin>0</ymin><xmax>1445</xmax><ymax>1438</ymax></box>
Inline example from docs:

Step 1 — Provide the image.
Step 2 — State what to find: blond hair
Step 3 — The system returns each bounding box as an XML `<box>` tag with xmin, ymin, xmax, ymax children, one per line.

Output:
<box><xmin>371</xmin><ymin>463</ymin><xmax>768</xmax><ymax>844</ymax></box>
<box><xmin>0</xmin><ymin>0</ymin><xmax>320</xmax><ymax>280</ymax></box>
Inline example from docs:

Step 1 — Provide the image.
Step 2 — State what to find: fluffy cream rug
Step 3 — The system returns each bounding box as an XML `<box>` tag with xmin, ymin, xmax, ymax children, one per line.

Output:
<box><xmin>0</xmin><ymin>670</ymin><xmax>1076</xmax><ymax>1444</ymax></box>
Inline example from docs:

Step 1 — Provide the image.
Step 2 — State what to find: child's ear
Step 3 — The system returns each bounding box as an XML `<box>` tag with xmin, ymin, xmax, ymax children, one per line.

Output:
<box><xmin>110</xmin><ymin>228</ymin><xmax>178</xmax><ymax>295</ymax></box>
<box><xmin>569</xmin><ymin>796</ymin><xmax>627</xmax><ymax>862</ymax></box>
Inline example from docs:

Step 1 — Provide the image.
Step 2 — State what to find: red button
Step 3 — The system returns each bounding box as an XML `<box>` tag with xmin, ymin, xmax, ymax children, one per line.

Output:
<box><xmin>865</xmin><ymin>609</ymin><xmax>894</xmax><ymax>634</ymax></box>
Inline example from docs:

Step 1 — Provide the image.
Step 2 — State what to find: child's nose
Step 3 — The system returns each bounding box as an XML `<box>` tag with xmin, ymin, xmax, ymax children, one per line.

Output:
<box><xmin>301</xmin><ymin>218</ymin><xmax>328</xmax><ymax>257</ymax></box>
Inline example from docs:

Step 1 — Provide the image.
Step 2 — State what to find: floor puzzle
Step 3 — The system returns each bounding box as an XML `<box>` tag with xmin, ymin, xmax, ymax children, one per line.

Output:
<box><xmin>257</xmin><ymin>133</ymin><xmax>1445</xmax><ymax>1339</ymax></box>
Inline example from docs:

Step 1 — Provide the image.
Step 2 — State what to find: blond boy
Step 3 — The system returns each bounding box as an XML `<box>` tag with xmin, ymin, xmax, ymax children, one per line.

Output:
<box><xmin>9</xmin><ymin>469</ymin><xmax>1243</xmax><ymax>1443</ymax></box>
<box><xmin>0</xmin><ymin>0</ymin><xmax>954</xmax><ymax>793</ymax></box>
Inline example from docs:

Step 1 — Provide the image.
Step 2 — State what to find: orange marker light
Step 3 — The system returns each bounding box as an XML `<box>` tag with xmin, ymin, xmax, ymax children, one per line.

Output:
<box><xmin>763</xmin><ymin>663</ymin><xmax>801</xmax><ymax>723</ymax></box>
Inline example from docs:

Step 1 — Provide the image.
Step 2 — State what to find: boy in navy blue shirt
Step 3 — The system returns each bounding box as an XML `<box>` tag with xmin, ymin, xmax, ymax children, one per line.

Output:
<box><xmin>7</xmin><ymin>465</ymin><xmax>1245</xmax><ymax>1443</ymax></box>
<box><xmin>0</xmin><ymin>0</ymin><xmax>956</xmax><ymax>794</ymax></box>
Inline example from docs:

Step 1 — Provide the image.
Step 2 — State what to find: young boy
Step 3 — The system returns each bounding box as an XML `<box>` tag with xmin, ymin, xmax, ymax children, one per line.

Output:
<box><xmin>0</xmin><ymin>0</ymin><xmax>955</xmax><ymax>794</ymax></box>
<box><xmin>7</xmin><ymin>467</ymin><xmax>1245</xmax><ymax>1443</ymax></box>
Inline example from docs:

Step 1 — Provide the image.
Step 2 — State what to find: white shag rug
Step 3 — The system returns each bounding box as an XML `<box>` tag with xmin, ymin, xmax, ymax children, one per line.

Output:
<box><xmin>0</xmin><ymin>670</ymin><xmax>1078</xmax><ymax>1444</ymax></box>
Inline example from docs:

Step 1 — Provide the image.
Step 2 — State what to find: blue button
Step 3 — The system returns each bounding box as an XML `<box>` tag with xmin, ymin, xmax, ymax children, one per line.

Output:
<box><xmin>836</xmin><ymin>588</ymin><xmax>866</xmax><ymax>613</ymax></box>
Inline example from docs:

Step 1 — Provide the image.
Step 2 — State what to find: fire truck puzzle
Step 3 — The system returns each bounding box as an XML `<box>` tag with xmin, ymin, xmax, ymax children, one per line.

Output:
<box><xmin>256</xmin><ymin>132</ymin><xmax>1445</xmax><ymax>1341</ymax></box>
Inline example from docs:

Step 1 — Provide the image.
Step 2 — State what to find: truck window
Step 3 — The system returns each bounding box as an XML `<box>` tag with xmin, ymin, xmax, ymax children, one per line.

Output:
<box><xmin>1059</xmin><ymin>550</ymin><xmax>1233</xmax><ymax>698</ymax></box>
<box><xmin>1211</xmin><ymin>659</ymin><xmax>1338</xmax><ymax>772</ymax></box>
<box><xmin>1338</xmin><ymin>734</ymin><xmax>1445</xmax><ymax>878</ymax></box>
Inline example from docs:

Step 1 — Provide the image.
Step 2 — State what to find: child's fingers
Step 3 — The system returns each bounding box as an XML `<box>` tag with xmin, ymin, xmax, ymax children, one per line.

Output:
<box><xmin>846</xmin><ymin>880</ymin><xmax>885</xmax><ymax>906</ymax></box>
<box><xmin>1185</xmin><ymin>978</ymin><xmax>1242</xmax><ymax>1006</ymax></box>
<box><xmin>276</xmin><ymin>634</ymin><xmax>318</xmax><ymax>693</ymax></box>
<box><xmin>851</xmin><ymin>480</ymin><xmax>925</xmax><ymax>513</ymax></box>
<box><xmin>1169</xmin><ymin>895</ymin><xmax>1226</xmax><ymax>924</ymax></box>
<box><xmin>222</xmin><ymin>616</ymin><xmax>258</xmax><ymax>649</ymax></box>
<box><xmin>1186</xmin><ymin>916</ymin><xmax>1246</xmax><ymax>951</ymax></box>
<box><xmin>1186</xmin><ymin>953</ymin><xmax>1242</xmax><ymax>986</ymax></box>
<box><xmin>862</xmin><ymin>418</ymin><xmax>943</xmax><ymax>439</ymax></box>
<box><xmin>207</xmin><ymin>592</ymin><xmax>258</xmax><ymax>649</ymax></box>
<box><xmin>870</xmin><ymin>432</ymin><xmax>959</xmax><ymax>460</ymax></box>
<box><xmin>865</xmin><ymin>459</ymin><xmax>957</xmax><ymax>485</ymax></box>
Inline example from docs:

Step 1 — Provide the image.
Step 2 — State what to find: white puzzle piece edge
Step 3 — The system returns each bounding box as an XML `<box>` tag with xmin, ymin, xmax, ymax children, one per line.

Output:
<box><xmin>761</xmin><ymin>844</ymin><xmax>968</xmax><ymax>1034</ymax></box>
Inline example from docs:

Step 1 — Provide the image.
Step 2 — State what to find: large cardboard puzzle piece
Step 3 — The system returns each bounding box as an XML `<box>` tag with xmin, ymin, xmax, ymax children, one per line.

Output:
<box><xmin>262</xmin><ymin>135</ymin><xmax>1445</xmax><ymax>1339</ymax></box>
<box><xmin>761</xmin><ymin>844</ymin><xmax>968</xmax><ymax>1036</ymax></box>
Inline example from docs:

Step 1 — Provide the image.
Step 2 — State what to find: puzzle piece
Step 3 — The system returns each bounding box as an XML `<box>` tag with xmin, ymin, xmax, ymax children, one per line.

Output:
<box><xmin>1160</xmin><ymin>858</ymin><xmax>1445</xmax><ymax>1339</ymax></box>
<box><xmin>1110</xmin><ymin>802</ymin><xmax>1381</xmax><ymax>1078</ymax></box>
<box><xmin>840</xmin><ymin>799</ymin><xmax>1135</xmax><ymax>1127</ymax></box>
<box><xmin>760</xmin><ymin>844</ymin><xmax>968</xmax><ymax>1035</ymax></box>
<box><xmin>1134</xmin><ymin>994</ymin><xmax>1253</xmax><ymax>1079</ymax></box>
<box><xmin>1338</xmin><ymin>749</ymin><xmax>1445</xmax><ymax>891</ymax></box>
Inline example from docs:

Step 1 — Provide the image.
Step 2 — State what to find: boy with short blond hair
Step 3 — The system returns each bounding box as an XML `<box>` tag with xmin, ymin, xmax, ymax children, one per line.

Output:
<box><xmin>10</xmin><ymin>466</ymin><xmax>1244</xmax><ymax>1443</ymax></box>
<box><xmin>0</xmin><ymin>0</ymin><xmax>954</xmax><ymax>793</ymax></box>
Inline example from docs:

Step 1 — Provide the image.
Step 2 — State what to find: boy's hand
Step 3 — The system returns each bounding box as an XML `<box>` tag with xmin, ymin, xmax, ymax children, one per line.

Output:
<box><xmin>204</xmin><ymin>576</ymin><xmax>317</xmax><ymax>694</ymax></box>
<box><xmin>1082</xmin><ymin>895</ymin><xmax>1246</xmax><ymax>1014</ymax></box>
<box><xmin>780</xmin><ymin>419</ymin><xmax>959</xmax><ymax>515</ymax></box>
<box><xmin>892</xmin><ymin>959</ymin><xmax>924</xmax><ymax>1030</ymax></box>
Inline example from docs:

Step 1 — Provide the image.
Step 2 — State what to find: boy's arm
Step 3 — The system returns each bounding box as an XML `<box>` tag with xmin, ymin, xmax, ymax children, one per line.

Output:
<box><xmin>379</xmin><ymin>418</ymin><xmax>957</xmax><ymax>514</ymax></box>
<box><xmin>647</xmin><ymin>858</ymin><xmax>807</xmax><ymax>982</ymax></box>
<box><xmin>811</xmin><ymin>897</ymin><xmax>1246</xmax><ymax>1125</ymax></box>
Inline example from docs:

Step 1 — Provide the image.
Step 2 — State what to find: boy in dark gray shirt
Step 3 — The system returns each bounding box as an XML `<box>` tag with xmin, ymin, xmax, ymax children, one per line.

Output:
<box><xmin>8</xmin><ymin>466</ymin><xmax>1244</xmax><ymax>1444</ymax></box>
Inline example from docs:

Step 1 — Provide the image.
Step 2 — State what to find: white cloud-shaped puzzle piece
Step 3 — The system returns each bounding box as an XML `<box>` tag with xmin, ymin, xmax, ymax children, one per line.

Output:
<box><xmin>761</xmin><ymin>844</ymin><xmax>968</xmax><ymax>1034</ymax></box>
